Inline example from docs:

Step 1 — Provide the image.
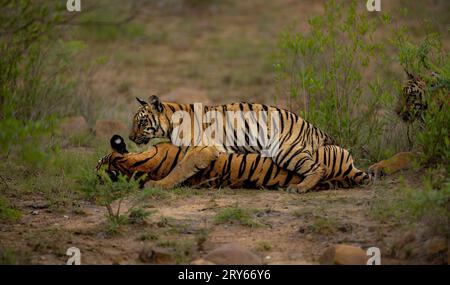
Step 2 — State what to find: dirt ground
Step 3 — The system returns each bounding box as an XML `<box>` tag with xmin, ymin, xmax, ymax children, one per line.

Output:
<box><xmin>0</xmin><ymin>175</ymin><xmax>435</xmax><ymax>265</ymax></box>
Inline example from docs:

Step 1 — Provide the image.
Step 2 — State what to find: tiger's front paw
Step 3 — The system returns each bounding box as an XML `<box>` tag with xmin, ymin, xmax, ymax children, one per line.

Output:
<box><xmin>286</xmin><ymin>184</ymin><xmax>310</xmax><ymax>194</ymax></box>
<box><xmin>367</xmin><ymin>163</ymin><xmax>385</xmax><ymax>179</ymax></box>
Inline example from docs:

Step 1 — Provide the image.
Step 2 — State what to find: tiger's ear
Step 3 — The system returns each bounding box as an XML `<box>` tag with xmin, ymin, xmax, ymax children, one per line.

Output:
<box><xmin>149</xmin><ymin>95</ymin><xmax>163</xmax><ymax>113</ymax></box>
<box><xmin>136</xmin><ymin>97</ymin><xmax>148</xmax><ymax>107</ymax></box>
<box><xmin>403</xmin><ymin>67</ymin><xmax>414</xmax><ymax>80</ymax></box>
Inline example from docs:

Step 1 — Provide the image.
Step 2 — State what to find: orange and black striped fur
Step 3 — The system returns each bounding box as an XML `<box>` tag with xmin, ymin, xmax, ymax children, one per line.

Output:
<box><xmin>395</xmin><ymin>70</ymin><xmax>428</xmax><ymax>124</ymax></box>
<box><xmin>369</xmin><ymin>68</ymin><xmax>448</xmax><ymax>177</ymax></box>
<box><xmin>97</xmin><ymin>135</ymin><xmax>371</xmax><ymax>191</ymax></box>
<box><xmin>128</xmin><ymin>96</ymin><xmax>338</xmax><ymax>193</ymax></box>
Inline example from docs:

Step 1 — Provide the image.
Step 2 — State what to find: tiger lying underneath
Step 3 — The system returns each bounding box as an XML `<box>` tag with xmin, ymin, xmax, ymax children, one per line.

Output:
<box><xmin>96</xmin><ymin>135</ymin><xmax>372</xmax><ymax>191</ymax></box>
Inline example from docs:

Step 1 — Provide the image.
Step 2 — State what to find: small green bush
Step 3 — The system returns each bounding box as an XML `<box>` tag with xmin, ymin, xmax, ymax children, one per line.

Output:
<box><xmin>81</xmin><ymin>170</ymin><xmax>141</xmax><ymax>223</ymax></box>
<box><xmin>214</xmin><ymin>205</ymin><xmax>258</xmax><ymax>227</ymax></box>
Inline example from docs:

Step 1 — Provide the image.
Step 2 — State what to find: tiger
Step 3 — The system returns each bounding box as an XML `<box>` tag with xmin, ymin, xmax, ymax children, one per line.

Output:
<box><xmin>369</xmin><ymin>68</ymin><xmax>448</xmax><ymax>177</ymax></box>
<box><xmin>394</xmin><ymin>69</ymin><xmax>429</xmax><ymax>124</ymax></box>
<box><xmin>97</xmin><ymin>135</ymin><xmax>371</xmax><ymax>191</ymax></box>
<box><xmin>128</xmin><ymin>96</ymin><xmax>338</xmax><ymax>193</ymax></box>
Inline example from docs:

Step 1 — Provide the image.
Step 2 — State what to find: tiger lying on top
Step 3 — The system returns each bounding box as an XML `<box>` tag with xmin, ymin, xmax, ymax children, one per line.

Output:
<box><xmin>128</xmin><ymin>96</ymin><xmax>338</xmax><ymax>193</ymax></box>
<box><xmin>96</xmin><ymin>135</ymin><xmax>371</xmax><ymax>191</ymax></box>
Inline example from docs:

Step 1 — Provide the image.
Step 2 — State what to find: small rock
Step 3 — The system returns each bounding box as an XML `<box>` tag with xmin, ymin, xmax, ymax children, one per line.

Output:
<box><xmin>320</xmin><ymin>244</ymin><xmax>368</xmax><ymax>265</ymax></box>
<box><xmin>95</xmin><ymin>120</ymin><xmax>127</xmax><ymax>139</ymax></box>
<box><xmin>190</xmin><ymin>258</ymin><xmax>215</xmax><ymax>265</ymax></box>
<box><xmin>424</xmin><ymin>236</ymin><xmax>447</xmax><ymax>255</ymax></box>
<box><xmin>60</xmin><ymin>116</ymin><xmax>90</xmax><ymax>137</ymax></box>
<box><xmin>139</xmin><ymin>247</ymin><xmax>173</xmax><ymax>264</ymax></box>
<box><xmin>63</xmin><ymin>215</ymin><xmax>69</xmax><ymax>219</ymax></box>
<box><xmin>203</xmin><ymin>243</ymin><xmax>262</xmax><ymax>265</ymax></box>
<box><xmin>31</xmin><ymin>210</ymin><xmax>39</xmax><ymax>215</ymax></box>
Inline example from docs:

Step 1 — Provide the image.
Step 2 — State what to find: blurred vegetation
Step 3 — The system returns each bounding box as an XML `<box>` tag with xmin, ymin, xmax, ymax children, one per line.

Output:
<box><xmin>393</xmin><ymin>33</ymin><xmax>449</xmax><ymax>169</ymax></box>
<box><xmin>274</xmin><ymin>0</ymin><xmax>396</xmax><ymax>163</ymax></box>
<box><xmin>274</xmin><ymin>0</ymin><xmax>449</xmax><ymax>169</ymax></box>
<box><xmin>0</xmin><ymin>1</ymin><xmax>101</xmax><ymax>222</ymax></box>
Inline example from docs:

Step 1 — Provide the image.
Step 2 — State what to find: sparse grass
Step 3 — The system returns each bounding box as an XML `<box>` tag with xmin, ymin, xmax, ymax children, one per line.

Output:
<box><xmin>0</xmin><ymin>196</ymin><xmax>21</xmax><ymax>223</ymax></box>
<box><xmin>0</xmin><ymin>247</ymin><xmax>31</xmax><ymax>265</ymax></box>
<box><xmin>139</xmin><ymin>187</ymin><xmax>170</xmax><ymax>201</ymax></box>
<box><xmin>138</xmin><ymin>232</ymin><xmax>160</xmax><ymax>242</ymax></box>
<box><xmin>23</xmin><ymin>228</ymin><xmax>72</xmax><ymax>257</ymax></box>
<box><xmin>170</xmin><ymin>187</ymin><xmax>203</xmax><ymax>197</ymax></box>
<box><xmin>256</xmin><ymin>241</ymin><xmax>272</xmax><ymax>252</ymax></box>
<box><xmin>214</xmin><ymin>205</ymin><xmax>259</xmax><ymax>227</ymax></box>
<box><xmin>105</xmin><ymin>215</ymin><xmax>128</xmax><ymax>236</ymax></box>
<box><xmin>308</xmin><ymin>217</ymin><xmax>338</xmax><ymax>235</ymax></box>
<box><xmin>157</xmin><ymin>216</ymin><xmax>176</xmax><ymax>228</ymax></box>
<box><xmin>66</xmin><ymin>133</ymin><xmax>96</xmax><ymax>148</ymax></box>
<box><xmin>11</xmin><ymin>146</ymin><xmax>103</xmax><ymax>212</ymax></box>
<box><xmin>292</xmin><ymin>208</ymin><xmax>313</xmax><ymax>218</ymax></box>
<box><xmin>371</xmin><ymin>168</ymin><xmax>450</xmax><ymax>236</ymax></box>
<box><xmin>128</xmin><ymin>207</ymin><xmax>155</xmax><ymax>225</ymax></box>
<box><xmin>156</xmin><ymin>239</ymin><xmax>196</xmax><ymax>264</ymax></box>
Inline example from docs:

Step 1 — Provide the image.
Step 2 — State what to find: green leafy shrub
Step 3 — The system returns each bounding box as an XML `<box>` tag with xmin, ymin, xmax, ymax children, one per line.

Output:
<box><xmin>79</xmin><ymin>170</ymin><xmax>158</xmax><ymax>231</ymax></box>
<box><xmin>274</xmin><ymin>0</ymin><xmax>395</xmax><ymax>162</ymax></box>
<box><xmin>0</xmin><ymin>1</ymin><xmax>94</xmax><ymax>170</ymax></box>
<box><xmin>393</xmin><ymin>33</ymin><xmax>449</xmax><ymax>168</ymax></box>
<box><xmin>81</xmin><ymin>171</ymin><xmax>140</xmax><ymax>222</ymax></box>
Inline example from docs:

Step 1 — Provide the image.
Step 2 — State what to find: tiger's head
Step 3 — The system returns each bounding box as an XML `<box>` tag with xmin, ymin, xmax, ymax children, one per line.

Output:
<box><xmin>394</xmin><ymin>69</ymin><xmax>427</xmax><ymax>123</ymax></box>
<box><xmin>129</xmin><ymin>95</ymin><xmax>171</xmax><ymax>145</ymax></box>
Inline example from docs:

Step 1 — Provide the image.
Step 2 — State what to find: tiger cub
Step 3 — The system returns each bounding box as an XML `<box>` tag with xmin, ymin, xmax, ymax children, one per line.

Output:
<box><xmin>97</xmin><ymin>135</ymin><xmax>371</xmax><ymax>191</ymax></box>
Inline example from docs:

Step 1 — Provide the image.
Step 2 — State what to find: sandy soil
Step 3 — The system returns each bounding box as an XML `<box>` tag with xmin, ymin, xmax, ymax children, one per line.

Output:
<box><xmin>0</xmin><ymin>180</ymin><xmax>411</xmax><ymax>265</ymax></box>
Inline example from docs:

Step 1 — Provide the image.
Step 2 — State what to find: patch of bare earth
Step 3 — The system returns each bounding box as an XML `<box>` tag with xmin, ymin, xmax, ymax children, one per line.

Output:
<box><xmin>0</xmin><ymin>181</ymin><xmax>416</xmax><ymax>265</ymax></box>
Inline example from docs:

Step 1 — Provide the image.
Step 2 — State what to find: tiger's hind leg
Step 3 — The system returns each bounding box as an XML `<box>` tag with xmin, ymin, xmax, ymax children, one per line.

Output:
<box><xmin>368</xmin><ymin>152</ymin><xmax>416</xmax><ymax>179</ymax></box>
<box><xmin>145</xmin><ymin>146</ymin><xmax>220</xmax><ymax>190</ymax></box>
<box><xmin>286</xmin><ymin>161</ymin><xmax>325</xmax><ymax>194</ymax></box>
<box><xmin>318</xmin><ymin>145</ymin><xmax>372</xmax><ymax>187</ymax></box>
<box><xmin>273</xmin><ymin>147</ymin><xmax>325</xmax><ymax>194</ymax></box>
